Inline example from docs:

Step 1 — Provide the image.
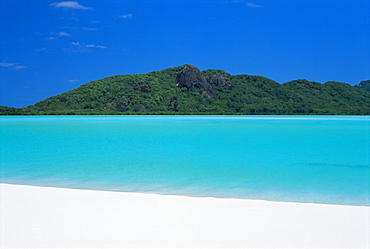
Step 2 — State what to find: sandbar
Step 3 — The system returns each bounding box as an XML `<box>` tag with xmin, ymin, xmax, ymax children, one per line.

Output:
<box><xmin>1</xmin><ymin>183</ymin><xmax>369</xmax><ymax>248</ymax></box>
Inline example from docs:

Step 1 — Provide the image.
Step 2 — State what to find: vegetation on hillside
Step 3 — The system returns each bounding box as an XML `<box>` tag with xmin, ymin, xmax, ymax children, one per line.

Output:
<box><xmin>355</xmin><ymin>80</ymin><xmax>370</xmax><ymax>92</ymax></box>
<box><xmin>2</xmin><ymin>65</ymin><xmax>369</xmax><ymax>115</ymax></box>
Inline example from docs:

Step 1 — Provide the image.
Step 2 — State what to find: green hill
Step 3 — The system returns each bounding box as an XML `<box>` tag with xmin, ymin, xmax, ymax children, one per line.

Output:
<box><xmin>0</xmin><ymin>106</ymin><xmax>19</xmax><ymax>114</ymax></box>
<box><xmin>282</xmin><ymin>80</ymin><xmax>370</xmax><ymax>114</ymax></box>
<box><xmin>355</xmin><ymin>80</ymin><xmax>370</xmax><ymax>92</ymax></box>
<box><xmin>3</xmin><ymin>64</ymin><xmax>370</xmax><ymax>115</ymax></box>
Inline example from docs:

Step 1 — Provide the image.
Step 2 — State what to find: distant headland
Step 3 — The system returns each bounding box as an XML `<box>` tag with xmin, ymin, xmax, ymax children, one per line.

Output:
<box><xmin>1</xmin><ymin>65</ymin><xmax>369</xmax><ymax>115</ymax></box>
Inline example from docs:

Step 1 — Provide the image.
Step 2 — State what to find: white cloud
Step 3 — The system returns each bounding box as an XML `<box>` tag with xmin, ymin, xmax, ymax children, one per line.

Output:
<box><xmin>71</xmin><ymin>42</ymin><xmax>107</xmax><ymax>49</ymax></box>
<box><xmin>14</xmin><ymin>65</ymin><xmax>27</xmax><ymax>70</ymax></box>
<box><xmin>0</xmin><ymin>62</ymin><xmax>27</xmax><ymax>70</ymax></box>
<box><xmin>120</xmin><ymin>14</ymin><xmax>133</xmax><ymax>19</ymax></box>
<box><xmin>54</xmin><ymin>31</ymin><xmax>71</xmax><ymax>36</ymax></box>
<box><xmin>69</xmin><ymin>79</ymin><xmax>78</xmax><ymax>83</ymax></box>
<box><xmin>86</xmin><ymin>44</ymin><xmax>107</xmax><ymax>49</ymax></box>
<box><xmin>82</xmin><ymin>27</ymin><xmax>97</xmax><ymax>31</ymax></box>
<box><xmin>36</xmin><ymin>48</ymin><xmax>48</xmax><ymax>52</ymax></box>
<box><xmin>47</xmin><ymin>32</ymin><xmax>71</xmax><ymax>40</ymax></box>
<box><xmin>0</xmin><ymin>63</ymin><xmax>15</xmax><ymax>67</ymax></box>
<box><xmin>51</xmin><ymin>1</ymin><xmax>91</xmax><ymax>10</ymax></box>
<box><xmin>246</xmin><ymin>2</ymin><xmax>263</xmax><ymax>7</ymax></box>
<box><xmin>38</xmin><ymin>42</ymin><xmax>108</xmax><ymax>53</ymax></box>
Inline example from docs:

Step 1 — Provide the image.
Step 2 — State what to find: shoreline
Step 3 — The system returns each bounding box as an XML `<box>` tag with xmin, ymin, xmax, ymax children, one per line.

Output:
<box><xmin>2</xmin><ymin>114</ymin><xmax>369</xmax><ymax>118</ymax></box>
<box><xmin>1</xmin><ymin>181</ymin><xmax>369</xmax><ymax>208</ymax></box>
<box><xmin>1</xmin><ymin>183</ymin><xmax>369</xmax><ymax>248</ymax></box>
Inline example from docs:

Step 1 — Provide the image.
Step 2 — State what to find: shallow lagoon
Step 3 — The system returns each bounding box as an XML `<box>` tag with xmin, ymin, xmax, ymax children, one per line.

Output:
<box><xmin>1</xmin><ymin>115</ymin><xmax>369</xmax><ymax>206</ymax></box>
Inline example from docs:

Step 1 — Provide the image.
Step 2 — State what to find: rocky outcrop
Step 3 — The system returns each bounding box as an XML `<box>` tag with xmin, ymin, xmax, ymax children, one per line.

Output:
<box><xmin>176</xmin><ymin>64</ymin><xmax>206</xmax><ymax>90</ymax></box>
<box><xmin>355</xmin><ymin>80</ymin><xmax>370</xmax><ymax>92</ymax></box>
<box><xmin>209</xmin><ymin>75</ymin><xmax>232</xmax><ymax>90</ymax></box>
<box><xmin>175</xmin><ymin>64</ymin><xmax>217</xmax><ymax>99</ymax></box>
<box><xmin>202</xmin><ymin>69</ymin><xmax>232</xmax><ymax>90</ymax></box>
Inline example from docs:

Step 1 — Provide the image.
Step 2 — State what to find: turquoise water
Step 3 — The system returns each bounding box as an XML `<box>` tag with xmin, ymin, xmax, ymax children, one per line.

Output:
<box><xmin>1</xmin><ymin>115</ymin><xmax>369</xmax><ymax>206</ymax></box>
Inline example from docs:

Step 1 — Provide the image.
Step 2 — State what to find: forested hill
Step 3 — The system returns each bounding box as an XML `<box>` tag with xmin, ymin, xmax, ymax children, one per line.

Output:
<box><xmin>3</xmin><ymin>64</ymin><xmax>370</xmax><ymax>115</ymax></box>
<box><xmin>355</xmin><ymin>80</ymin><xmax>370</xmax><ymax>92</ymax></box>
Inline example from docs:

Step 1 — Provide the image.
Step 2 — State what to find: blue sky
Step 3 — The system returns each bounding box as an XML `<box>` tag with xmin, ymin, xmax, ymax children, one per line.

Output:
<box><xmin>1</xmin><ymin>0</ymin><xmax>369</xmax><ymax>108</ymax></box>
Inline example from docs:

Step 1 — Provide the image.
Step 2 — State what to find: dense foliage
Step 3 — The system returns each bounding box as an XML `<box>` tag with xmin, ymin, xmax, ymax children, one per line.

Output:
<box><xmin>355</xmin><ymin>80</ymin><xmax>370</xmax><ymax>92</ymax></box>
<box><xmin>2</xmin><ymin>65</ymin><xmax>370</xmax><ymax>115</ymax></box>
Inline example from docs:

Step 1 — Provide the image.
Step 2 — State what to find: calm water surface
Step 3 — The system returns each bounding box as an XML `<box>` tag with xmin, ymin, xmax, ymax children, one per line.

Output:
<box><xmin>1</xmin><ymin>115</ymin><xmax>369</xmax><ymax>206</ymax></box>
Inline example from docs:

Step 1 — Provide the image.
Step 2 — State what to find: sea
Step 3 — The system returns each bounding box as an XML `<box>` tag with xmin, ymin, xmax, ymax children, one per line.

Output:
<box><xmin>1</xmin><ymin>115</ymin><xmax>369</xmax><ymax>206</ymax></box>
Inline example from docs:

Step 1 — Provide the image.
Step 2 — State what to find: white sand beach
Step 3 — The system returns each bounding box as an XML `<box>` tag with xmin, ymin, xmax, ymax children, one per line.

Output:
<box><xmin>1</xmin><ymin>183</ymin><xmax>369</xmax><ymax>248</ymax></box>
